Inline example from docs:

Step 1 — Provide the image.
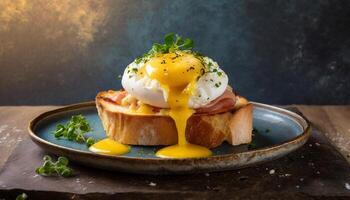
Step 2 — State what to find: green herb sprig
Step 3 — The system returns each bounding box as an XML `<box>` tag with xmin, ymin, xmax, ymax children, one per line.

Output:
<box><xmin>53</xmin><ymin>115</ymin><xmax>95</xmax><ymax>147</ymax></box>
<box><xmin>36</xmin><ymin>155</ymin><xmax>73</xmax><ymax>177</ymax></box>
<box><xmin>135</xmin><ymin>33</ymin><xmax>194</xmax><ymax>64</ymax></box>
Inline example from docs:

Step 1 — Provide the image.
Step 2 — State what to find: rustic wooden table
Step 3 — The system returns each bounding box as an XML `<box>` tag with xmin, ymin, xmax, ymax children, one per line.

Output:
<box><xmin>0</xmin><ymin>105</ymin><xmax>350</xmax><ymax>199</ymax></box>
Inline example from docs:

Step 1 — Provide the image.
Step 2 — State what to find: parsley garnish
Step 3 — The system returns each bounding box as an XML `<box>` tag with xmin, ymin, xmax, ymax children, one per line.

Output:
<box><xmin>208</xmin><ymin>68</ymin><xmax>223</xmax><ymax>77</ymax></box>
<box><xmin>53</xmin><ymin>115</ymin><xmax>95</xmax><ymax>147</ymax></box>
<box><xmin>36</xmin><ymin>155</ymin><xmax>73</xmax><ymax>177</ymax></box>
<box><xmin>131</xmin><ymin>68</ymin><xmax>138</xmax><ymax>73</ymax></box>
<box><xmin>215</xmin><ymin>82</ymin><xmax>222</xmax><ymax>88</ymax></box>
<box><xmin>135</xmin><ymin>33</ymin><xmax>194</xmax><ymax>64</ymax></box>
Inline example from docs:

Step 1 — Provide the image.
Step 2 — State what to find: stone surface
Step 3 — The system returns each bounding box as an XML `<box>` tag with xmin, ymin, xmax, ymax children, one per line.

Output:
<box><xmin>0</xmin><ymin>106</ymin><xmax>58</xmax><ymax>169</ymax></box>
<box><xmin>0</xmin><ymin>0</ymin><xmax>350</xmax><ymax>105</ymax></box>
<box><xmin>297</xmin><ymin>105</ymin><xmax>350</xmax><ymax>163</ymax></box>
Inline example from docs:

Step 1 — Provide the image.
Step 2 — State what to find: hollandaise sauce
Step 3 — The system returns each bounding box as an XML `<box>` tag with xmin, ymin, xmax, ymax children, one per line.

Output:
<box><xmin>141</xmin><ymin>52</ymin><xmax>212</xmax><ymax>158</ymax></box>
<box><xmin>135</xmin><ymin>103</ymin><xmax>155</xmax><ymax>114</ymax></box>
<box><xmin>89</xmin><ymin>138</ymin><xmax>130</xmax><ymax>155</ymax></box>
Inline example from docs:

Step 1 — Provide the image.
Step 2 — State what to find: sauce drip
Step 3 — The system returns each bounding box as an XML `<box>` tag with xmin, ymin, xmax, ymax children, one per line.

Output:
<box><xmin>89</xmin><ymin>138</ymin><xmax>130</xmax><ymax>155</ymax></box>
<box><xmin>142</xmin><ymin>52</ymin><xmax>212</xmax><ymax>158</ymax></box>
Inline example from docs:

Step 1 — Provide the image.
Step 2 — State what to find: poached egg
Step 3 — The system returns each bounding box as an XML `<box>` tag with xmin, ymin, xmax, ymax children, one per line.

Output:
<box><xmin>122</xmin><ymin>53</ymin><xmax>228</xmax><ymax>109</ymax></box>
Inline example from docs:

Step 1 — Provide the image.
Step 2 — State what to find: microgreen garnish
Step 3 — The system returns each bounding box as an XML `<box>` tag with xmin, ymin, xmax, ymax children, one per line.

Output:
<box><xmin>16</xmin><ymin>193</ymin><xmax>28</xmax><ymax>200</ymax></box>
<box><xmin>131</xmin><ymin>33</ymin><xmax>225</xmax><ymax>81</ymax></box>
<box><xmin>135</xmin><ymin>33</ymin><xmax>194</xmax><ymax>64</ymax></box>
<box><xmin>36</xmin><ymin>155</ymin><xmax>73</xmax><ymax>177</ymax></box>
<box><xmin>53</xmin><ymin>115</ymin><xmax>95</xmax><ymax>147</ymax></box>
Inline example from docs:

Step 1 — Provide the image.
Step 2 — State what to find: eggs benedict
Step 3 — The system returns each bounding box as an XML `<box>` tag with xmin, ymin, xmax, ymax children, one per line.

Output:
<box><xmin>94</xmin><ymin>33</ymin><xmax>253</xmax><ymax>158</ymax></box>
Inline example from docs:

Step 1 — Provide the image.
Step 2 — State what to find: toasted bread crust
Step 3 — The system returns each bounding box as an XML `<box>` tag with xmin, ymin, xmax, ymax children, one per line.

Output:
<box><xmin>96</xmin><ymin>91</ymin><xmax>252</xmax><ymax>148</ymax></box>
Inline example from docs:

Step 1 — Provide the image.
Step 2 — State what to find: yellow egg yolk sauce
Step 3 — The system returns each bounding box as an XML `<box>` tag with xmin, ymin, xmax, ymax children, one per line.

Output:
<box><xmin>89</xmin><ymin>138</ymin><xmax>130</xmax><ymax>155</ymax></box>
<box><xmin>132</xmin><ymin>102</ymin><xmax>155</xmax><ymax>115</ymax></box>
<box><xmin>141</xmin><ymin>52</ymin><xmax>212</xmax><ymax>158</ymax></box>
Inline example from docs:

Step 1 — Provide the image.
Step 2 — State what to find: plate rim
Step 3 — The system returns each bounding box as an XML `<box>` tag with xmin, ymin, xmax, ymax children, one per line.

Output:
<box><xmin>28</xmin><ymin>101</ymin><xmax>311</xmax><ymax>163</ymax></box>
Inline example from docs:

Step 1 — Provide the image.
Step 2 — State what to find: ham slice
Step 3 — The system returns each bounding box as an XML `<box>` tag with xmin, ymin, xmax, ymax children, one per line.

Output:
<box><xmin>195</xmin><ymin>89</ymin><xmax>236</xmax><ymax>114</ymax></box>
<box><xmin>106</xmin><ymin>89</ymin><xmax>236</xmax><ymax>115</ymax></box>
<box><xmin>111</xmin><ymin>90</ymin><xmax>127</xmax><ymax>104</ymax></box>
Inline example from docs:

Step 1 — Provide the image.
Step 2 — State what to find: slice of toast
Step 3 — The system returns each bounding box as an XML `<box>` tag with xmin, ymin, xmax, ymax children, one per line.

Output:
<box><xmin>96</xmin><ymin>90</ymin><xmax>253</xmax><ymax>149</ymax></box>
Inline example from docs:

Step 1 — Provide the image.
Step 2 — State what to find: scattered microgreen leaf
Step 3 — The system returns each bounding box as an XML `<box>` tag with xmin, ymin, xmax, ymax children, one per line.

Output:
<box><xmin>86</xmin><ymin>137</ymin><xmax>95</xmax><ymax>146</ymax></box>
<box><xmin>248</xmin><ymin>142</ymin><xmax>257</xmax><ymax>149</ymax></box>
<box><xmin>36</xmin><ymin>155</ymin><xmax>73</xmax><ymax>177</ymax></box>
<box><xmin>53</xmin><ymin>115</ymin><xmax>95</xmax><ymax>147</ymax></box>
<box><xmin>16</xmin><ymin>193</ymin><xmax>28</xmax><ymax>200</ymax></box>
<box><xmin>248</xmin><ymin>128</ymin><xmax>258</xmax><ymax>149</ymax></box>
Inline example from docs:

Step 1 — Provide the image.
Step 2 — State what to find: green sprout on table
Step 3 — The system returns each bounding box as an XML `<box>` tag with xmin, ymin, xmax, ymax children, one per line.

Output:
<box><xmin>16</xmin><ymin>193</ymin><xmax>28</xmax><ymax>200</ymax></box>
<box><xmin>36</xmin><ymin>155</ymin><xmax>73</xmax><ymax>177</ymax></box>
<box><xmin>53</xmin><ymin>114</ymin><xmax>95</xmax><ymax>147</ymax></box>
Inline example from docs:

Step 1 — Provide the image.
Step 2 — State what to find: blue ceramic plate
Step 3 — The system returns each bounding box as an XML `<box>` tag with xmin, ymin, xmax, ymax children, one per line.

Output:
<box><xmin>29</xmin><ymin>102</ymin><xmax>311</xmax><ymax>174</ymax></box>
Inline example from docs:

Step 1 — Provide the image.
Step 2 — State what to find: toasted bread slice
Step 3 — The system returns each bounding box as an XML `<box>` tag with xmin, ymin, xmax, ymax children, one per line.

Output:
<box><xmin>96</xmin><ymin>90</ymin><xmax>253</xmax><ymax>149</ymax></box>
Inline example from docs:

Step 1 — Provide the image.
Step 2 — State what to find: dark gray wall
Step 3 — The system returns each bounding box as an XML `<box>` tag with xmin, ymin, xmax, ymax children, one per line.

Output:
<box><xmin>0</xmin><ymin>0</ymin><xmax>349</xmax><ymax>105</ymax></box>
